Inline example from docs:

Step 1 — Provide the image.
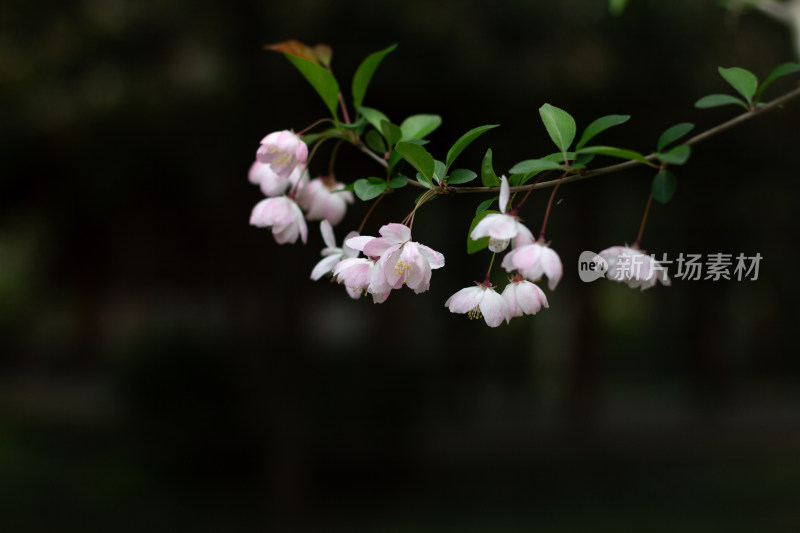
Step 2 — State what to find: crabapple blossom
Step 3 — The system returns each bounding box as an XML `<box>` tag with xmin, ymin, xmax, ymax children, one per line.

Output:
<box><xmin>502</xmin><ymin>277</ymin><xmax>549</xmax><ymax>323</ymax></box>
<box><xmin>249</xmin><ymin>161</ymin><xmax>309</xmax><ymax>197</ymax></box>
<box><xmin>296</xmin><ymin>177</ymin><xmax>354</xmax><ymax>226</ymax></box>
<box><xmin>445</xmin><ymin>283</ymin><xmax>508</xmax><ymax>328</ymax></box>
<box><xmin>597</xmin><ymin>245</ymin><xmax>671</xmax><ymax>290</ymax></box>
<box><xmin>332</xmin><ymin>257</ymin><xmax>390</xmax><ymax>303</ymax></box>
<box><xmin>470</xmin><ymin>175</ymin><xmax>533</xmax><ymax>252</ymax></box>
<box><xmin>346</xmin><ymin>223</ymin><xmax>445</xmax><ymax>295</ymax></box>
<box><xmin>310</xmin><ymin>220</ymin><xmax>359</xmax><ymax>281</ymax></box>
<box><xmin>256</xmin><ymin>130</ymin><xmax>308</xmax><ymax>179</ymax></box>
<box><xmin>501</xmin><ymin>240</ymin><xmax>563</xmax><ymax>290</ymax></box>
<box><xmin>250</xmin><ymin>195</ymin><xmax>308</xmax><ymax>244</ymax></box>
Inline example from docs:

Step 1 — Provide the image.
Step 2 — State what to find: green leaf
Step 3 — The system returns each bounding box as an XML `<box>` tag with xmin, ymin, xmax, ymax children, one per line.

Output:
<box><xmin>364</xmin><ymin>129</ymin><xmax>386</xmax><ymax>154</ymax></box>
<box><xmin>380</xmin><ymin>120</ymin><xmax>402</xmax><ymax>147</ymax></box>
<box><xmin>400</xmin><ymin>114</ymin><xmax>442</xmax><ymax>141</ymax></box>
<box><xmin>656</xmin><ymin>123</ymin><xmax>694</xmax><ymax>152</ymax></box>
<box><xmin>395</xmin><ymin>141</ymin><xmax>435</xmax><ymax>184</ymax></box>
<box><xmin>467</xmin><ymin>211</ymin><xmax>498</xmax><ymax>254</ymax></box>
<box><xmin>756</xmin><ymin>62</ymin><xmax>800</xmax><ymax>100</ymax></box>
<box><xmin>351</xmin><ymin>44</ymin><xmax>397</xmax><ymax>109</ymax></box>
<box><xmin>576</xmin><ymin>114</ymin><xmax>630</xmax><ymax>150</ymax></box>
<box><xmin>718</xmin><ymin>66</ymin><xmax>758</xmax><ymax>104</ymax></box>
<box><xmin>445</xmin><ymin>124</ymin><xmax>499</xmax><ymax>172</ymax></box>
<box><xmin>652</xmin><ymin>169</ymin><xmax>677</xmax><ymax>204</ymax></box>
<box><xmin>656</xmin><ymin>144</ymin><xmax>691</xmax><ymax>166</ymax></box>
<box><xmin>431</xmin><ymin>160</ymin><xmax>446</xmax><ymax>184</ymax></box>
<box><xmin>447</xmin><ymin>169</ymin><xmax>478</xmax><ymax>185</ymax></box>
<box><xmin>694</xmin><ymin>94</ymin><xmax>749</xmax><ymax>110</ymax></box>
<box><xmin>353</xmin><ymin>178</ymin><xmax>387</xmax><ymax>201</ymax></box>
<box><xmin>577</xmin><ymin>145</ymin><xmax>654</xmax><ymax>166</ymax></box>
<box><xmin>508</xmin><ymin>158</ymin><xmax>564</xmax><ymax>174</ymax></box>
<box><xmin>481</xmin><ymin>149</ymin><xmax>500</xmax><ymax>187</ymax></box>
<box><xmin>357</xmin><ymin>106</ymin><xmax>390</xmax><ymax>131</ymax></box>
<box><xmin>475</xmin><ymin>198</ymin><xmax>495</xmax><ymax>215</ymax></box>
<box><xmin>539</xmin><ymin>103</ymin><xmax>576</xmax><ymax>157</ymax></box>
<box><xmin>387</xmin><ymin>176</ymin><xmax>407</xmax><ymax>189</ymax></box>
<box><xmin>285</xmin><ymin>54</ymin><xmax>340</xmax><ymax>119</ymax></box>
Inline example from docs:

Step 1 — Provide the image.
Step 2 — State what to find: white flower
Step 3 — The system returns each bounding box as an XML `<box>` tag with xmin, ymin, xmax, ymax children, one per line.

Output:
<box><xmin>310</xmin><ymin>220</ymin><xmax>358</xmax><ymax>281</ymax></box>
<box><xmin>501</xmin><ymin>279</ymin><xmax>549</xmax><ymax>323</ymax></box>
<box><xmin>249</xmin><ymin>161</ymin><xmax>308</xmax><ymax>197</ymax></box>
<box><xmin>249</xmin><ymin>196</ymin><xmax>308</xmax><ymax>245</ymax></box>
<box><xmin>445</xmin><ymin>283</ymin><xmax>508</xmax><ymax>328</ymax></box>
<box><xmin>296</xmin><ymin>177</ymin><xmax>354</xmax><ymax>226</ymax></box>
<box><xmin>597</xmin><ymin>245</ymin><xmax>671</xmax><ymax>290</ymax></box>
<box><xmin>501</xmin><ymin>240</ymin><xmax>563</xmax><ymax>290</ymax></box>
<box><xmin>347</xmin><ymin>223</ymin><xmax>445</xmax><ymax>296</ymax></box>
<box><xmin>470</xmin><ymin>176</ymin><xmax>534</xmax><ymax>252</ymax></box>
<box><xmin>255</xmin><ymin>130</ymin><xmax>308</xmax><ymax>180</ymax></box>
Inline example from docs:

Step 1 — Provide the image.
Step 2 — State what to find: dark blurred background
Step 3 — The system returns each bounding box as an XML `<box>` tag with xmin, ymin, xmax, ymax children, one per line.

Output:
<box><xmin>2</xmin><ymin>0</ymin><xmax>800</xmax><ymax>531</ymax></box>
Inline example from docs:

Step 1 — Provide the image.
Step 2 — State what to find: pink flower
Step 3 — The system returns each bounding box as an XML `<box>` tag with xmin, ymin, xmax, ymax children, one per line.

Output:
<box><xmin>332</xmin><ymin>257</ymin><xmax>390</xmax><ymax>303</ymax></box>
<box><xmin>501</xmin><ymin>278</ymin><xmax>549</xmax><ymax>323</ymax></box>
<box><xmin>250</xmin><ymin>196</ymin><xmax>308</xmax><ymax>244</ymax></box>
<box><xmin>249</xmin><ymin>161</ymin><xmax>308</xmax><ymax>197</ymax></box>
<box><xmin>346</xmin><ymin>223</ymin><xmax>445</xmax><ymax>295</ymax></box>
<box><xmin>310</xmin><ymin>220</ymin><xmax>359</xmax><ymax>281</ymax></box>
<box><xmin>470</xmin><ymin>176</ymin><xmax>533</xmax><ymax>252</ymax></box>
<box><xmin>256</xmin><ymin>130</ymin><xmax>308</xmax><ymax>180</ymax></box>
<box><xmin>597</xmin><ymin>245</ymin><xmax>671</xmax><ymax>290</ymax></box>
<box><xmin>296</xmin><ymin>177</ymin><xmax>354</xmax><ymax>226</ymax></box>
<box><xmin>501</xmin><ymin>240</ymin><xmax>563</xmax><ymax>290</ymax></box>
<box><xmin>445</xmin><ymin>283</ymin><xmax>508</xmax><ymax>328</ymax></box>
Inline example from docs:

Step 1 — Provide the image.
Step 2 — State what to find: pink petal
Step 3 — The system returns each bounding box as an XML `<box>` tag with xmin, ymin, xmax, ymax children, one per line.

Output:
<box><xmin>499</xmin><ymin>175</ymin><xmax>510</xmax><ymax>213</ymax></box>
<box><xmin>540</xmin><ymin>248</ymin><xmax>563</xmax><ymax>290</ymax></box>
<box><xmin>319</xmin><ymin>220</ymin><xmax>336</xmax><ymax>249</ymax></box>
<box><xmin>345</xmin><ymin>235</ymin><xmax>375</xmax><ymax>252</ymax></box>
<box><xmin>445</xmin><ymin>286</ymin><xmax>485</xmax><ymax>313</ymax></box>
<box><xmin>378</xmin><ymin>223</ymin><xmax>412</xmax><ymax>244</ymax></box>
<box><xmin>417</xmin><ymin>244</ymin><xmax>445</xmax><ymax>269</ymax></box>
<box><xmin>310</xmin><ymin>254</ymin><xmax>341</xmax><ymax>280</ymax></box>
<box><xmin>479</xmin><ymin>289</ymin><xmax>508</xmax><ymax>328</ymax></box>
<box><xmin>471</xmin><ymin>213</ymin><xmax>518</xmax><ymax>241</ymax></box>
<box><xmin>363</xmin><ymin>238</ymin><xmax>396</xmax><ymax>258</ymax></box>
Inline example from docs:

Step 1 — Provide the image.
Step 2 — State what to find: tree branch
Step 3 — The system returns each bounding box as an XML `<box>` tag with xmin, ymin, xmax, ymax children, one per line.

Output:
<box><xmin>403</xmin><ymin>84</ymin><xmax>800</xmax><ymax>194</ymax></box>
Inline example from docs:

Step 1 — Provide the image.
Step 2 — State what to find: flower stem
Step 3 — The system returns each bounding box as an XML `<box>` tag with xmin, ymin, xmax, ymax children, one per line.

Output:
<box><xmin>483</xmin><ymin>253</ymin><xmax>496</xmax><ymax>285</ymax></box>
<box><xmin>402</xmin><ymin>189</ymin><xmax>437</xmax><ymax>229</ymax></box>
<box><xmin>297</xmin><ymin>118</ymin><xmax>333</xmax><ymax>135</ymax></box>
<box><xmin>358</xmin><ymin>191</ymin><xmax>387</xmax><ymax>234</ymax></box>
<box><xmin>634</xmin><ymin>192</ymin><xmax>654</xmax><ymax>249</ymax></box>
<box><xmin>538</xmin><ymin>173</ymin><xmax>565</xmax><ymax>239</ymax></box>
<box><xmin>328</xmin><ymin>139</ymin><xmax>344</xmax><ymax>177</ymax></box>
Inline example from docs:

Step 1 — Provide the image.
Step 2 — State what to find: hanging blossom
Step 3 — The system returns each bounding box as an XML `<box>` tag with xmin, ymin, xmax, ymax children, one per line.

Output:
<box><xmin>345</xmin><ymin>223</ymin><xmax>445</xmax><ymax>298</ymax></box>
<box><xmin>310</xmin><ymin>220</ymin><xmax>359</xmax><ymax>282</ymax></box>
<box><xmin>249</xmin><ymin>161</ymin><xmax>308</xmax><ymax>197</ymax></box>
<box><xmin>445</xmin><ymin>282</ymin><xmax>508</xmax><ymax>328</ymax></box>
<box><xmin>470</xmin><ymin>175</ymin><xmax>534</xmax><ymax>252</ymax></box>
<box><xmin>250</xmin><ymin>195</ymin><xmax>308</xmax><ymax>245</ymax></box>
<box><xmin>501</xmin><ymin>239</ymin><xmax>563</xmax><ymax>290</ymax></box>
<box><xmin>297</xmin><ymin>177</ymin><xmax>355</xmax><ymax>226</ymax></box>
<box><xmin>333</xmin><ymin>257</ymin><xmax>390</xmax><ymax>303</ymax></box>
<box><xmin>255</xmin><ymin>130</ymin><xmax>308</xmax><ymax>180</ymax></box>
<box><xmin>597</xmin><ymin>245</ymin><xmax>671</xmax><ymax>290</ymax></box>
<box><xmin>501</xmin><ymin>276</ymin><xmax>549</xmax><ymax>323</ymax></box>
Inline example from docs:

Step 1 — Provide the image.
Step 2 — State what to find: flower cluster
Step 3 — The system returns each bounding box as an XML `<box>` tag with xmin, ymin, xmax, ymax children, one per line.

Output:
<box><xmin>248</xmin><ymin>130</ymin><xmax>354</xmax><ymax>244</ymax></box>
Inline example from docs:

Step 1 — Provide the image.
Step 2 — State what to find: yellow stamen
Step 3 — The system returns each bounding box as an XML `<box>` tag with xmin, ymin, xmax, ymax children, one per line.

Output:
<box><xmin>468</xmin><ymin>306</ymin><xmax>482</xmax><ymax>320</ymax></box>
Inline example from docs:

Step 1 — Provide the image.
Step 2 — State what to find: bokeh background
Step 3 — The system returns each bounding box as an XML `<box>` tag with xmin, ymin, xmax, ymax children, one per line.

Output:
<box><xmin>2</xmin><ymin>0</ymin><xmax>800</xmax><ymax>531</ymax></box>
